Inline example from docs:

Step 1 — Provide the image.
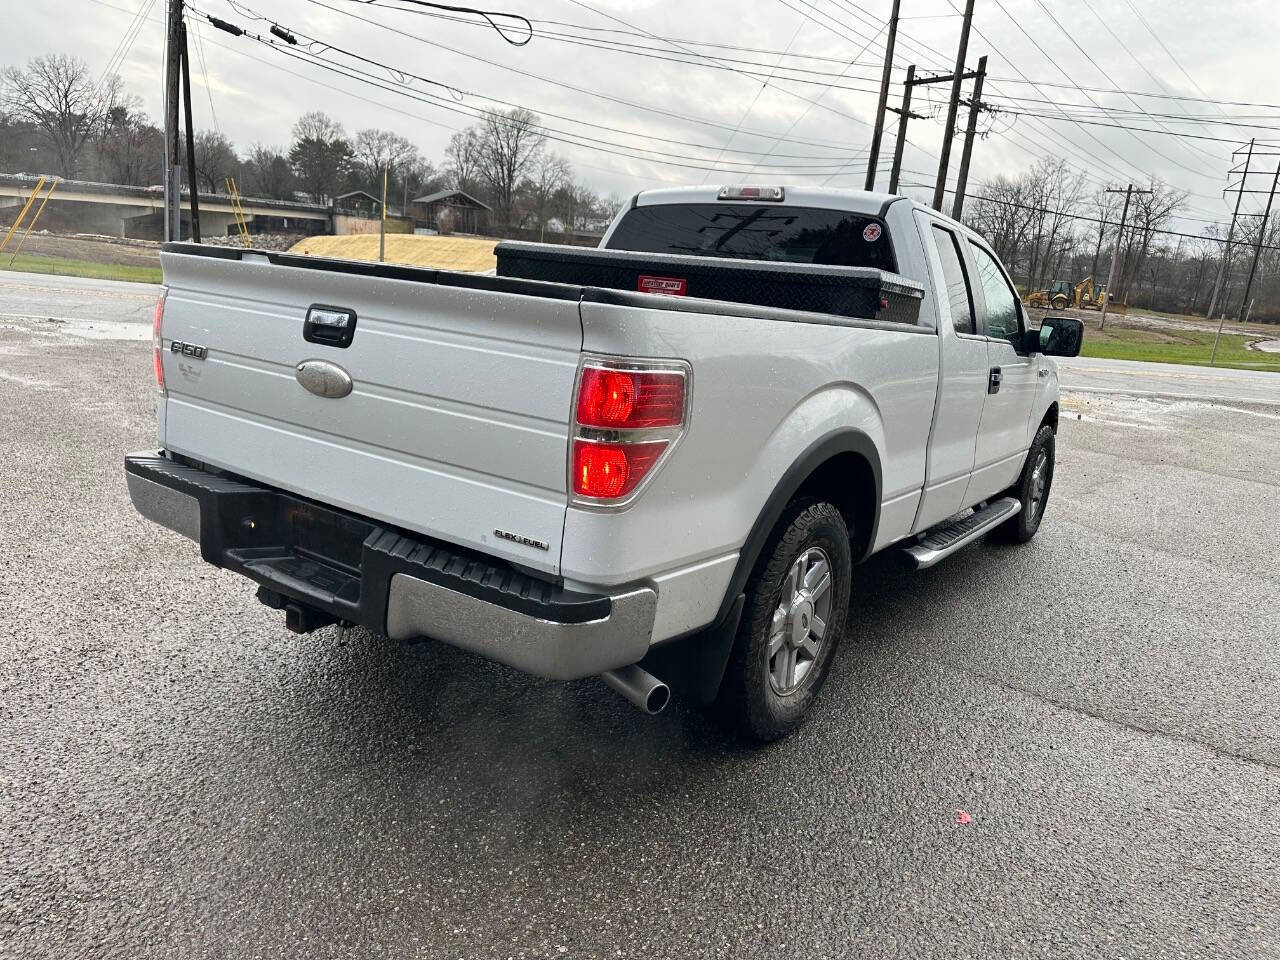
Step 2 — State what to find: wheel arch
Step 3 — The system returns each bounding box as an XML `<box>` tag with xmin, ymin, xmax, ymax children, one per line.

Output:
<box><xmin>1041</xmin><ymin>400</ymin><xmax>1059</xmax><ymax>433</ymax></box>
<box><xmin>710</xmin><ymin>429</ymin><xmax>881</xmax><ymax>629</ymax></box>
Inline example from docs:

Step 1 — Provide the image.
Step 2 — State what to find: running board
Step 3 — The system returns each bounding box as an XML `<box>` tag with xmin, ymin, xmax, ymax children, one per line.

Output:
<box><xmin>904</xmin><ymin>497</ymin><xmax>1022</xmax><ymax>570</ymax></box>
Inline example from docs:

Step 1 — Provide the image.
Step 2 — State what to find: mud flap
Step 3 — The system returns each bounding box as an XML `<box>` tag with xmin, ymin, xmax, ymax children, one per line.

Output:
<box><xmin>639</xmin><ymin>593</ymin><xmax>745</xmax><ymax>705</ymax></box>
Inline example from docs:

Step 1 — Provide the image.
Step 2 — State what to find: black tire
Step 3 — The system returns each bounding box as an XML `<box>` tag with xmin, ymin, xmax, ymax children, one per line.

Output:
<box><xmin>720</xmin><ymin>500</ymin><xmax>853</xmax><ymax>742</ymax></box>
<box><xmin>1051</xmin><ymin>296</ymin><xmax>1068</xmax><ymax>311</ymax></box>
<box><xmin>996</xmin><ymin>424</ymin><xmax>1056</xmax><ymax>543</ymax></box>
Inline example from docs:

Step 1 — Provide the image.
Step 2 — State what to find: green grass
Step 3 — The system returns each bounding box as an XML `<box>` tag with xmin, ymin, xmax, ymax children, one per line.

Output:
<box><xmin>1</xmin><ymin>253</ymin><xmax>162</xmax><ymax>284</ymax></box>
<box><xmin>1080</xmin><ymin>323</ymin><xmax>1280</xmax><ymax>372</ymax></box>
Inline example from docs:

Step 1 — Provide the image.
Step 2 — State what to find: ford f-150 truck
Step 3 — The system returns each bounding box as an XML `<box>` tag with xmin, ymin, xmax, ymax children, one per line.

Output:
<box><xmin>126</xmin><ymin>185</ymin><xmax>1082</xmax><ymax>741</ymax></box>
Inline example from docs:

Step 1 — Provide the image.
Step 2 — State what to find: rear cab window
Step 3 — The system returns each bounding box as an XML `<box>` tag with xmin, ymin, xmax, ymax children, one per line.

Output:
<box><xmin>930</xmin><ymin>225</ymin><xmax>975</xmax><ymax>335</ymax></box>
<box><xmin>605</xmin><ymin>203</ymin><xmax>898</xmax><ymax>273</ymax></box>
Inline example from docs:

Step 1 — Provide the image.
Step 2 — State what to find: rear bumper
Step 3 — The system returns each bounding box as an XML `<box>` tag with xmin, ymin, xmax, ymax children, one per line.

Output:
<box><xmin>124</xmin><ymin>453</ymin><xmax>656</xmax><ymax>680</ymax></box>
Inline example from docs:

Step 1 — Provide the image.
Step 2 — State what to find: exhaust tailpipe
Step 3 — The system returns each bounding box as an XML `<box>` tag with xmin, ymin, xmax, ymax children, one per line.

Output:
<box><xmin>601</xmin><ymin>664</ymin><xmax>670</xmax><ymax>715</ymax></box>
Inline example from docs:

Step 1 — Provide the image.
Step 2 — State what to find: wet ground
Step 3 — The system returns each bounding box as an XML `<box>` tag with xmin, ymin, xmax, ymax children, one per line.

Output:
<box><xmin>2</xmin><ymin>273</ymin><xmax>1278</xmax><ymax>959</ymax></box>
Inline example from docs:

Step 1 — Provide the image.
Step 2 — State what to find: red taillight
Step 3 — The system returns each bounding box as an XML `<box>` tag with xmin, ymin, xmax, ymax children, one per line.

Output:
<box><xmin>573</xmin><ymin>440</ymin><xmax>667</xmax><ymax>500</ymax></box>
<box><xmin>576</xmin><ymin>367</ymin><xmax>685</xmax><ymax>429</ymax></box>
<box><xmin>570</xmin><ymin>358</ymin><xmax>689</xmax><ymax>504</ymax></box>
<box><xmin>153</xmin><ymin>286</ymin><xmax>168</xmax><ymax>394</ymax></box>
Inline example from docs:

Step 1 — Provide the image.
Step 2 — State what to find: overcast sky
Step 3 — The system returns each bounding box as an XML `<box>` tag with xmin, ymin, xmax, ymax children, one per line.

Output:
<box><xmin>4</xmin><ymin>0</ymin><xmax>1277</xmax><ymax>228</ymax></box>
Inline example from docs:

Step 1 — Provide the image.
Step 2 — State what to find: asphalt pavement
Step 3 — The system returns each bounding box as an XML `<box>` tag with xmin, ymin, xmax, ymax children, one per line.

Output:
<box><xmin>1058</xmin><ymin>354</ymin><xmax>1280</xmax><ymax>405</ymax></box>
<box><xmin>1</xmin><ymin>273</ymin><xmax>1278</xmax><ymax>959</ymax></box>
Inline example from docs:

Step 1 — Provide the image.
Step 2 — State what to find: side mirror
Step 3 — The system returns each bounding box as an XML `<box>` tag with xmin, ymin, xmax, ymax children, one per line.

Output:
<box><xmin>1026</xmin><ymin>317</ymin><xmax>1084</xmax><ymax>357</ymax></box>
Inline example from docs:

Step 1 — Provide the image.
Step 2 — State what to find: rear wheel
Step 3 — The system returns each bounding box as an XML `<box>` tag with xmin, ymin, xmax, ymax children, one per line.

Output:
<box><xmin>996</xmin><ymin>424</ymin><xmax>1055</xmax><ymax>543</ymax></box>
<box><xmin>1051</xmin><ymin>295</ymin><xmax>1068</xmax><ymax>311</ymax></box>
<box><xmin>721</xmin><ymin>500</ymin><xmax>852</xmax><ymax>742</ymax></box>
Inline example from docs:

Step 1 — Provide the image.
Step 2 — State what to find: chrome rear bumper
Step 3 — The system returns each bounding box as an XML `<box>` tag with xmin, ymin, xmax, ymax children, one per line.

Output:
<box><xmin>125</xmin><ymin>452</ymin><xmax>656</xmax><ymax>680</ymax></box>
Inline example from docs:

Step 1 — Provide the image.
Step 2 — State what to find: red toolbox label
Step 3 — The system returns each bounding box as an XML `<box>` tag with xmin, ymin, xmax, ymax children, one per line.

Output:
<box><xmin>637</xmin><ymin>275</ymin><xmax>688</xmax><ymax>297</ymax></box>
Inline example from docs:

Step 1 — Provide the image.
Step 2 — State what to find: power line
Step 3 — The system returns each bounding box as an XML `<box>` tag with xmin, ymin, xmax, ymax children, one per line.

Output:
<box><xmin>1030</xmin><ymin>0</ymin><xmax>1219</xmax><ymax>167</ymax></box>
<box><xmin>699</xmin><ymin>6</ymin><xmax>812</xmax><ymax>184</ymax></box>
<box><xmin>916</xmin><ymin>184</ymin><xmax>1280</xmax><ymax>253</ymax></box>
<box><xmin>196</xmin><ymin>9</ymin><xmax>894</xmax><ymax>177</ymax></box>
<box><xmin>747</xmin><ymin>16</ymin><xmax>889</xmax><ymax>178</ymax></box>
<box><xmin>559</xmin><ymin>0</ymin><xmax>876</xmax><ymax>132</ymax></box>
<box><xmin>1118</xmin><ymin>0</ymin><xmax>1226</xmax><ymax>115</ymax></box>
<box><xmin>991</xmin><ymin>0</ymin><xmax>1217</xmax><ymax>181</ymax></box>
<box><xmin>187</xmin><ymin>14</ymin><xmax>222</xmax><ymax>134</ymax></box>
<box><xmin>98</xmin><ymin>0</ymin><xmax>158</xmax><ymax>94</ymax></box>
<box><xmin>294</xmin><ymin>0</ymin><xmax>879</xmax><ymax>150</ymax></box>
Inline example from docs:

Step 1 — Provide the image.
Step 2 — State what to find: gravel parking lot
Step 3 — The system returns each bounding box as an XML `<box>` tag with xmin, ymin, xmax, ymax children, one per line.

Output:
<box><xmin>1</xmin><ymin>273</ymin><xmax>1278</xmax><ymax>959</ymax></box>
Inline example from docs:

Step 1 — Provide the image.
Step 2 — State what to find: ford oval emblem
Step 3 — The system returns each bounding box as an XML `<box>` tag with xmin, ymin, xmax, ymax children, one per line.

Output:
<box><xmin>295</xmin><ymin>359</ymin><xmax>353</xmax><ymax>399</ymax></box>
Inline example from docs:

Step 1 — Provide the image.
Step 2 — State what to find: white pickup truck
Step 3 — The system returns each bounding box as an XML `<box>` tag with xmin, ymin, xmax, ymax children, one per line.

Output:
<box><xmin>126</xmin><ymin>185</ymin><xmax>1082</xmax><ymax>740</ymax></box>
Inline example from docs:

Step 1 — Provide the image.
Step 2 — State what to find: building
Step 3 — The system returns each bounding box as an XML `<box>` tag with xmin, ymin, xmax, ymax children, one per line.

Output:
<box><xmin>407</xmin><ymin>189</ymin><xmax>492</xmax><ymax>235</ymax></box>
<box><xmin>332</xmin><ymin>190</ymin><xmax>383</xmax><ymax>219</ymax></box>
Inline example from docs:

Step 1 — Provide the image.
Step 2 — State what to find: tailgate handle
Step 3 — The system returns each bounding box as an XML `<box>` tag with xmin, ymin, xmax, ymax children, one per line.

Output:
<box><xmin>304</xmin><ymin>305</ymin><xmax>357</xmax><ymax>348</ymax></box>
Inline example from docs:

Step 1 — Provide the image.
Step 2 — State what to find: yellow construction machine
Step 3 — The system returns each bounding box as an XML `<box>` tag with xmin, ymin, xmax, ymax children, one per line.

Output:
<box><xmin>1072</xmin><ymin>277</ymin><xmax>1108</xmax><ymax>311</ymax></box>
<box><xmin>1026</xmin><ymin>277</ymin><xmax>1109</xmax><ymax>311</ymax></box>
<box><xmin>1026</xmin><ymin>279</ymin><xmax>1073</xmax><ymax>310</ymax></box>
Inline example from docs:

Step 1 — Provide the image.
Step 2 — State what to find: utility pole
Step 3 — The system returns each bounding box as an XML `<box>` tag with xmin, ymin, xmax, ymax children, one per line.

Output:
<box><xmin>1206</xmin><ymin>139</ymin><xmax>1254</xmax><ymax>321</ymax></box>
<box><xmin>864</xmin><ymin>0</ymin><xmax>902</xmax><ymax>192</ymax></box>
<box><xmin>379</xmin><ymin>166</ymin><xmax>389</xmax><ymax>263</ymax></box>
<box><xmin>1235</xmin><ymin>161</ymin><xmax>1279</xmax><ymax>325</ymax></box>
<box><xmin>163</xmin><ymin>0</ymin><xmax>184</xmax><ymax>242</ymax></box>
<box><xmin>1099</xmin><ymin>183</ymin><xmax>1150</xmax><ymax>330</ymax></box>
<box><xmin>933</xmin><ymin>0</ymin><xmax>975</xmax><ymax>211</ymax></box>
<box><xmin>950</xmin><ymin>54</ymin><xmax>987</xmax><ymax>222</ymax></box>
<box><xmin>888</xmin><ymin>64</ymin><xmax>925</xmax><ymax>194</ymax></box>
<box><xmin>892</xmin><ymin>66</ymin><xmax>982</xmax><ymax>198</ymax></box>
<box><xmin>178</xmin><ymin>20</ymin><xmax>201</xmax><ymax>243</ymax></box>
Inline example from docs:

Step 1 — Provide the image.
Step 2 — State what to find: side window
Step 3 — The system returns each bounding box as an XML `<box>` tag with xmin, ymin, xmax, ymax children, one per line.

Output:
<box><xmin>930</xmin><ymin>225</ymin><xmax>975</xmax><ymax>335</ymax></box>
<box><xmin>969</xmin><ymin>243</ymin><xmax>1024</xmax><ymax>346</ymax></box>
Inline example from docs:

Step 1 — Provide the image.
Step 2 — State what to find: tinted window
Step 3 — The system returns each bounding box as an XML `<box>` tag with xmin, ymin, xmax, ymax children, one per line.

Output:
<box><xmin>969</xmin><ymin>243</ymin><xmax>1023</xmax><ymax>345</ymax></box>
<box><xmin>931</xmin><ymin>225</ymin><xmax>974</xmax><ymax>335</ymax></box>
<box><xmin>606</xmin><ymin>203</ymin><xmax>897</xmax><ymax>271</ymax></box>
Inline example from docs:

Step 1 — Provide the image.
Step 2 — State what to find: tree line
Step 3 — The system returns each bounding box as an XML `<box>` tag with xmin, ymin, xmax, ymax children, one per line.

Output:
<box><xmin>0</xmin><ymin>53</ymin><xmax>616</xmax><ymax>236</ymax></box>
<box><xmin>965</xmin><ymin>157</ymin><xmax>1280</xmax><ymax>322</ymax></box>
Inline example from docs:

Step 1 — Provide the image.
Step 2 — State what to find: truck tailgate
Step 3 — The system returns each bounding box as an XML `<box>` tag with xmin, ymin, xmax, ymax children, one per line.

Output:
<box><xmin>157</xmin><ymin>248</ymin><xmax>582</xmax><ymax>575</ymax></box>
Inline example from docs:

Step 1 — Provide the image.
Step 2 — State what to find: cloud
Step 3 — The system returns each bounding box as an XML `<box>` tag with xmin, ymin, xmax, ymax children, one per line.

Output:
<box><xmin>3</xmin><ymin>0</ymin><xmax>1276</xmax><ymax>221</ymax></box>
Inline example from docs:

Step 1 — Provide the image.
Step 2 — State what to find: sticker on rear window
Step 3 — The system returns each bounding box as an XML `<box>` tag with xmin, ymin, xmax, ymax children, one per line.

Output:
<box><xmin>863</xmin><ymin>223</ymin><xmax>883</xmax><ymax>243</ymax></box>
<box><xmin>637</xmin><ymin>275</ymin><xmax>688</xmax><ymax>297</ymax></box>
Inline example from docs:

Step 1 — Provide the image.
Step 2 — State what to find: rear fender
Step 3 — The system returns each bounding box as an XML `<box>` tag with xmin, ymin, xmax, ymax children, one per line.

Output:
<box><xmin>708</xmin><ymin>386</ymin><xmax>884</xmax><ymax>628</ymax></box>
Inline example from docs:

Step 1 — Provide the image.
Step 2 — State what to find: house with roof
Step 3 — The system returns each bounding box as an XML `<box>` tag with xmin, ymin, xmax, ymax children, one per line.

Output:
<box><xmin>407</xmin><ymin>189</ymin><xmax>492</xmax><ymax>235</ymax></box>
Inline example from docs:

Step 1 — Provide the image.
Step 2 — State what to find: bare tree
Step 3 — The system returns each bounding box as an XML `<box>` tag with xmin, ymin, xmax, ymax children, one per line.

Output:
<box><xmin>477</xmin><ymin>108</ymin><xmax>546</xmax><ymax>227</ymax></box>
<box><xmin>1</xmin><ymin>55</ymin><xmax>116</xmax><ymax>177</ymax></box>
<box><xmin>966</xmin><ymin>158</ymin><xmax>1084</xmax><ymax>291</ymax></box>
<box><xmin>241</xmin><ymin>144</ymin><xmax>295</xmax><ymax>200</ymax></box>
<box><xmin>444</xmin><ymin>128</ymin><xmax>483</xmax><ymax>195</ymax></box>
<box><xmin>185</xmin><ymin>130</ymin><xmax>237</xmax><ymax>193</ymax></box>
<box><xmin>94</xmin><ymin>102</ymin><xmax>162</xmax><ymax>186</ymax></box>
<box><xmin>1088</xmin><ymin>187</ymin><xmax>1123</xmax><ymax>280</ymax></box>
<box><xmin>352</xmin><ymin>128</ymin><xmax>419</xmax><ymax>204</ymax></box>
<box><xmin>288</xmin><ymin>111</ymin><xmax>351</xmax><ymax>204</ymax></box>
<box><xmin>558</xmin><ymin>182</ymin><xmax>601</xmax><ymax>238</ymax></box>
<box><xmin>1116</xmin><ymin>178</ymin><xmax>1187</xmax><ymax>301</ymax></box>
<box><xmin>521</xmin><ymin>152</ymin><xmax>571</xmax><ymax>235</ymax></box>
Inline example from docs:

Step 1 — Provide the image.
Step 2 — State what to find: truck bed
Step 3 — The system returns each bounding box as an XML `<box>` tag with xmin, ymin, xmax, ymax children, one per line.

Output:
<box><xmin>495</xmin><ymin>241</ymin><xmax>924</xmax><ymax>325</ymax></box>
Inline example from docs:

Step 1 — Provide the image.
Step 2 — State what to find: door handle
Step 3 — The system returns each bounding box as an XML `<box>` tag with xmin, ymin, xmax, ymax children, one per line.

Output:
<box><xmin>304</xmin><ymin>304</ymin><xmax>358</xmax><ymax>348</ymax></box>
<box><xmin>988</xmin><ymin>367</ymin><xmax>1002</xmax><ymax>394</ymax></box>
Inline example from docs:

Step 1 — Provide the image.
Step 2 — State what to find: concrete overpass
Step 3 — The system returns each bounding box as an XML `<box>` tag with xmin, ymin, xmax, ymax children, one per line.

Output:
<box><xmin>0</xmin><ymin>174</ymin><xmax>332</xmax><ymax>240</ymax></box>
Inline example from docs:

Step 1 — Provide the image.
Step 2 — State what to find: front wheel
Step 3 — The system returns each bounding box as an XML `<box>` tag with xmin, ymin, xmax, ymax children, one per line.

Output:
<box><xmin>720</xmin><ymin>500</ymin><xmax>852</xmax><ymax>742</ymax></box>
<box><xmin>996</xmin><ymin>424</ymin><xmax>1056</xmax><ymax>543</ymax></box>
